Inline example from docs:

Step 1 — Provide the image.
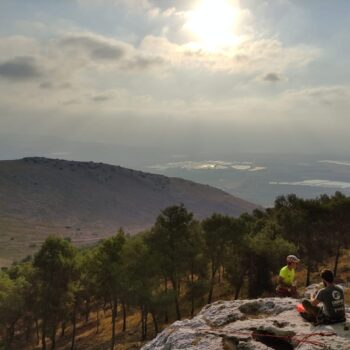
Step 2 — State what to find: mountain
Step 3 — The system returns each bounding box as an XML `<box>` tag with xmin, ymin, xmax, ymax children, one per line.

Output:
<box><xmin>0</xmin><ymin>157</ymin><xmax>258</xmax><ymax>265</ymax></box>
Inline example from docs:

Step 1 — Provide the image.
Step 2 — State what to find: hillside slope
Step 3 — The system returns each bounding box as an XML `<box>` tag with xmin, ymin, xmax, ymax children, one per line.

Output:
<box><xmin>0</xmin><ymin>157</ymin><xmax>258</xmax><ymax>264</ymax></box>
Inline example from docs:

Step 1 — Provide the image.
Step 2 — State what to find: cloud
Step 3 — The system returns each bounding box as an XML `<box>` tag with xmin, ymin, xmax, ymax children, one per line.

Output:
<box><xmin>140</xmin><ymin>35</ymin><xmax>319</xmax><ymax>74</ymax></box>
<box><xmin>76</xmin><ymin>0</ymin><xmax>153</xmax><ymax>10</ymax></box>
<box><xmin>71</xmin><ymin>1</ymin><xmax>320</xmax><ymax>76</ymax></box>
<box><xmin>39</xmin><ymin>81</ymin><xmax>53</xmax><ymax>89</ymax></box>
<box><xmin>283</xmin><ymin>86</ymin><xmax>350</xmax><ymax>106</ymax></box>
<box><xmin>58</xmin><ymin>33</ymin><xmax>165</xmax><ymax>72</ymax></box>
<box><xmin>122</xmin><ymin>55</ymin><xmax>164</xmax><ymax>70</ymax></box>
<box><xmin>60</xmin><ymin>35</ymin><xmax>125</xmax><ymax>61</ymax></box>
<box><xmin>91</xmin><ymin>94</ymin><xmax>111</xmax><ymax>102</ymax></box>
<box><xmin>263</xmin><ymin>72</ymin><xmax>282</xmax><ymax>82</ymax></box>
<box><xmin>0</xmin><ymin>56</ymin><xmax>42</xmax><ymax>81</ymax></box>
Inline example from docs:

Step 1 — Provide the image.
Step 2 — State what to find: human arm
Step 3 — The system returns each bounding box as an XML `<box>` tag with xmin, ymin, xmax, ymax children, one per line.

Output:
<box><xmin>310</xmin><ymin>289</ymin><xmax>323</xmax><ymax>306</ymax></box>
<box><xmin>278</xmin><ymin>275</ymin><xmax>288</xmax><ymax>287</ymax></box>
<box><xmin>310</xmin><ymin>297</ymin><xmax>320</xmax><ymax>306</ymax></box>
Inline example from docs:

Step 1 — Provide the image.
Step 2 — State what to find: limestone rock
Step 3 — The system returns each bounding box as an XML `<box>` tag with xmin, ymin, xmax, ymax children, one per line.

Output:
<box><xmin>141</xmin><ymin>297</ymin><xmax>350</xmax><ymax>350</ymax></box>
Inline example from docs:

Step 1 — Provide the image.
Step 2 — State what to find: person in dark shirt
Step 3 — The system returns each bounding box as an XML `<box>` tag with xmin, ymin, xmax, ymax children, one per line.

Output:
<box><xmin>301</xmin><ymin>269</ymin><xmax>346</xmax><ymax>324</ymax></box>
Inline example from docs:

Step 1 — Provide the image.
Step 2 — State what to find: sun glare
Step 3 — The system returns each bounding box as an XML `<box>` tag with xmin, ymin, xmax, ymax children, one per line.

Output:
<box><xmin>185</xmin><ymin>0</ymin><xmax>240</xmax><ymax>51</ymax></box>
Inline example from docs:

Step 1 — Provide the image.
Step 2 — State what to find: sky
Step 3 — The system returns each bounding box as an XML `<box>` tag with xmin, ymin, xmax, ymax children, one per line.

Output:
<box><xmin>0</xmin><ymin>0</ymin><xmax>350</xmax><ymax>162</ymax></box>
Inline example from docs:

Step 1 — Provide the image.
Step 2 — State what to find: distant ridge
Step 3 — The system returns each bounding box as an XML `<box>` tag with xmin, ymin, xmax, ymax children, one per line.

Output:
<box><xmin>0</xmin><ymin>157</ymin><xmax>258</xmax><ymax>264</ymax></box>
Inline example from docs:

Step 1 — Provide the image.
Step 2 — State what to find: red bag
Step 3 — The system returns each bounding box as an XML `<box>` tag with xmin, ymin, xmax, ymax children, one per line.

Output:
<box><xmin>296</xmin><ymin>303</ymin><xmax>305</xmax><ymax>313</ymax></box>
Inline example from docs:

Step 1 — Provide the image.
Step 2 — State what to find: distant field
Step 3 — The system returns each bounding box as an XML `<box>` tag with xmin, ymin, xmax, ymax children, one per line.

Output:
<box><xmin>0</xmin><ymin>215</ymin><xmax>117</xmax><ymax>266</ymax></box>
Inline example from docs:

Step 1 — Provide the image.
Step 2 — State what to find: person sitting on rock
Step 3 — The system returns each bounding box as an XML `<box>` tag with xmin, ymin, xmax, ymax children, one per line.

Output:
<box><xmin>301</xmin><ymin>269</ymin><xmax>346</xmax><ymax>325</ymax></box>
<box><xmin>276</xmin><ymin>255</ymin><xmax>300</xmax><ymax>298</ymax></box>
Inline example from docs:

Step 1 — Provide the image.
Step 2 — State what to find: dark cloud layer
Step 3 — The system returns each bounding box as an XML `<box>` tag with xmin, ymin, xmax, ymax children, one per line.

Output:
<box><xmin>60</xmin><ymin>36</ymin><xmax>125</xmax><ymax>61</ymax></box>
<box><xmin>91</xmin><ymin>94</ymin><xmax>111</xmax><ymax>102</ymax></box>
<box><xmin>263</xmin><ymin>72</ymin><xmax>282</xmax><ymax>82</ymax></box>
<box><xmin>59</xmin><ymin>34</ymin><xmax>164</xmax><ymax>71</ymax></box>
<box><xmin>123</xmin><ymin>55</ymin><xmax>164</xmax><ymax>70</ymax></box>
<box><xmin>0</xmin><ymin>56</ymin><xmax>42</xmax><ymax>81</ymax></box>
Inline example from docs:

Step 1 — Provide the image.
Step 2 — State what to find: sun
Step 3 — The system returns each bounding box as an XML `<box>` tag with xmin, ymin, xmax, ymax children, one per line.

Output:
<box><xmin>185</xmin><ymin>0</ymin><xmax>240</xmax><ymax>51</ymax></box>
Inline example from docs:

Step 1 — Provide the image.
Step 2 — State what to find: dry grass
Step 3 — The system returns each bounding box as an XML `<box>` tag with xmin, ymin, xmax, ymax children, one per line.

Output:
<box><xmin>19</xmin><ymin>308</ymin><xmax>153</xmax><ymax>350</ymax></box>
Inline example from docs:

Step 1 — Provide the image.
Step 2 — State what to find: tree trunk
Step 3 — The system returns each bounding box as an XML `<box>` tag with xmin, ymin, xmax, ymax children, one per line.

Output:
<box><xmin>61</xmin><ymin>322</ymin><xmax>66</xmax><ymax>337</ymax></box>
<box><xmin>26</xmin><ymin>320</ymin><xmax>32</xmax><ymax>343</ymax></box>
<box><xmin>207</xmin><ymin>267</ymin><xmax>216</xmax><ymax>304</ymax></box>
<box><xmin>247</xmin><ymin>263</ymin><xmax>255</xmax><ymax>298</ymax></box>
<box><xmin>140</xmin><ymin>306</ymin><xmax>145</xmax><ymax>340</ymax></box>
<box><xmin>151</xmin><ymin>311</ymin><xmax>159</xmax><ymax>335</ymax></box>
<box><xmin>103</xmin><ymin>299</ymin><xmax>108</xmax><ymax>316</ymax></box>
<box><xmin>306</xmin><ymin>263</ymin><xmax>312</xmax><ymax>287</ymax></box>
<box><xmin>85</xmin><ymin>297</ymin><xmax>91</xmax><ymax>324</ymax></box>
<box><xmin>234</xmin><ymin>271</ymin><xmax>246</xmax><ymax>300</ymax></box>
<box><xmin>164</xmin><ymin>279</ymin><xmax>168</xmax><ymax>323</ymax></box>
<box><xmin>35</xmin><ymin>319</ymin><xmax>40</xmax><ymax>345</ymax></box>
<box><xmin>177</xmin><ymin>280</ymin><xmax>181</xmax><ymax>296</ymax></box>
<box><xmin>50</xmin><ymin>323</ymin><xmax>57</xmax><ymax>350</ymax></box>
<box><xmin>110</xmin><ymin>301</ymin><xmax>117</xmax><ymax>350</ymax></box>
<box><xmin>190</xmin><ymin>271</ymin><xmax>195</xmax><ymax>318</ymax></box>
<box><xmin>10</xmin><ymin>323</ymin><xmax>15</xmax><ymax>344</ymax></box>
<box><xmin>41</xmin><ymin>321</ymin><xmax>47</xmax><ymax>350</ymax></box>
<box><xmin>141</xmin><ymin>305</ymin><xmax>149</xmax><ymax>340</ymax></box>
<box><xmin>144</xmin><ymin>310</ymin><xmax>148</xmax><ymax>339</ymax></box>
<box><xmin>6</xmin><ymin>322</ymin><xmax>15</xmax><ymax>348</ymax></box>
<box><xmin>122</xmin><ymin>302</ymin><xmax>127</xmax><ymax>332</ymax></box>
<box><xmin>333</xmin><ymin>240</ymin><xmax>341</xmax><ymax>277</ymax></box>
<box><xmin>170</xmin><ymin>278</ymin><xmax>181</xmax><ymax>320</ymax></box>
<box><xmin>96</xmin><ymin>309</ymin><xmax>100</xmax><ymax>334</ymax></box>
<box><xmin>71</xmin><ymin>308</ymin><xmax>77</xmax><ymax>350</ymax></box>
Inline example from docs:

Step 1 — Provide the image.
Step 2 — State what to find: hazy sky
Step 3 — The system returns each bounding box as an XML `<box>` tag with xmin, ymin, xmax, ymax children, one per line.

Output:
<box><xmin>1</xmin><ymin>0</ymin><xmax>349</xmax><ymax>160</ymax></box>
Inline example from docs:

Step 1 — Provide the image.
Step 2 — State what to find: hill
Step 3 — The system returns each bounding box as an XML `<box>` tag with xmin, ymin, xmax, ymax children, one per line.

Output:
<box><xmin>0</xmin><ymin>157</ymin><xmax>258</xmax><ymax>265</ymax></box>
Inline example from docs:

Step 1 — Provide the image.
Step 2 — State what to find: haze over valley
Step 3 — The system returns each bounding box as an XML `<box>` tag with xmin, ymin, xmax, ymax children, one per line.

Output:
<box><xmin>2</xmin><ymin>134</ymin><xmax>349</xmax><ymax>207</ymax></box>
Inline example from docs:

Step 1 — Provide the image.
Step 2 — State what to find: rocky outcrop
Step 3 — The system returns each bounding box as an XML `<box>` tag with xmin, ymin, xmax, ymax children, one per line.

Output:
<box><xmin>141</xmin><ymin>296</ymin><xmax>350</xmax><ymax>350</ymax></box>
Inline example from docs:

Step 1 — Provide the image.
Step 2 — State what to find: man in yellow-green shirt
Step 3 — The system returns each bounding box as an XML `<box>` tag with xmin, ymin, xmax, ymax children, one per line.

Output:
<box><xmin>276</xmin><ymin>255</ymin><xmax>300</xmax><ymax>298</ymax></box>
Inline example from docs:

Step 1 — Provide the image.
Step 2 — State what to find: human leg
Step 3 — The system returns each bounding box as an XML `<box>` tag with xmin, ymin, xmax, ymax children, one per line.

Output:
<box><xmin>301</xmin><ymin>299</ymin><xmax>325</xmax><ymax>324</ymax></box>
<box><xmin>276</xmin><ymin>286</ymin><xmax>292</xmax><ymax>297</ymax></box>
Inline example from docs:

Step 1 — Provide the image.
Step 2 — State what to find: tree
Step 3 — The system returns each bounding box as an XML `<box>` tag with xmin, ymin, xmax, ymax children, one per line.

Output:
<box><xmin>246</xmin><ymin>228</ymin><xmax>296</xmax><ymax>297</ymax></box>
<box><xmin>324</xmin><ymin>192</ymin><xmax>350</xmax><ymax>276</ymax></box>
<box><xmin>0</xmin><ymin>271</ymin><xmax>28</xmax><ymax>348</ymax></box>
<box><xmin>66</xmin><ymin>249</ymin><xmax>94</xmax><ymax>350</ymax></box>
<box><xmin>184</xmin><ymin>221</ymin><xmax>208</xmax><ymax>317</ymax></box>
<box><xmin>224</xmin><ymin>216</ymin><xmax>251</xmax><ymax>300</ymax></box>
<box><xmin>202</xmin><ymin>214</ymin><xmax>240</xmax><ymax>303</ymax></box>
<box><xmin>7</xmin><ymin>261</ymin><xmax>41</xmax><ymax>346</ymax></box>
<box><xmin>121</xmin><ymin>235</ymin><xmax>162</xmax><ymax>339</ymax></box>
<box><xmin>94</xmin><ymin>229</ymin><xmax>125</xmax><ymax>350</ymax></box>
<box><xmin>146</xmin><ymin>204</ymin><xmax>195</xmax><ymax>320</ymax></box>
<box><xmin>33</xmin><ymin>236</ymin><xmax>76</xmax><ymax>350</ymax></box>
<box><xmin>275</xmin><ymin>195</ymin><xmax>329</xmax><ymax>286</ymax></box>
